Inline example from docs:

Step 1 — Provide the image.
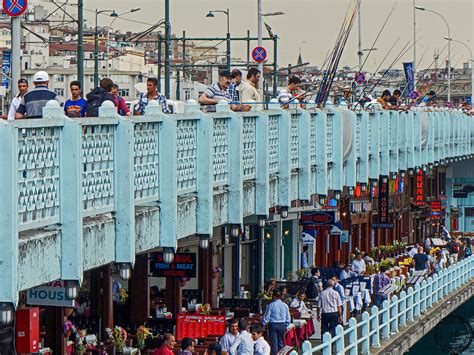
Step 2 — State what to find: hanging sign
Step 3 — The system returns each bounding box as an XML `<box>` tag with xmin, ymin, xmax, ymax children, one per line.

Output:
<box><xmin>300</xmin><ymin>211</ymin><xmax>335</xmax><ymax>230</ymax></box>
<box><xmin>3</xmin><ymin>0</ymin><xmax>28</xmax><ymax>17</ymax></box>
<box><xmin>301</xmin><ymin>229</ymin><xmax>316</xmax><ymax>244</ymax></box>
<box><xmin>150</xmin><ymin>253</ymin><xmax>197</xmax><ymax>278</ymax></box>
<box><xmin>26</xmin><ymin>280</ymin><xmax>76</xmax><ymax>307</ymax></box>
<box><xmin>413</xmin><ymin>169</ymin><xmax>425</xmax><ymax>206</ymax></box>
<box><xmin>430</xmin><ymin>200</ymin><xmax>442</xmax><ymax>220</ymax></box>
<box><xmin>373</xmin><ymin>177</ymin><xmax>394</xmax><ymax>228</ymax></box>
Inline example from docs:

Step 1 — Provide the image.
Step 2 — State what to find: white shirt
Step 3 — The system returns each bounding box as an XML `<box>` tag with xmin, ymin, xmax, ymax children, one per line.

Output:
<box><xmin>289</xmin><ymin>298</ymin><xmax>310</xmax><ymax>313</ymax></box>
<box><xmin>8</xmin><ymin>96</ymin><xmax>21</xmax><ymax>120</ymax></box>
<box><xmin>408</xmin><ymin>247</ymin><xmax>418</xmax><ymax>258</ymax></box>
<box><xmin>229</xmin><ymin>330</ymin><xmax>254</xmax><ymax>355</ymax></box>
<box><xmin>351</xmin><ymin>259</ymin><xmax>366</xmax><ymax>274</ymax></box>
<box><xmin>219</xmin><ymin>332</ymin><xmax>237</xmax><ymax>353</ymax></box>
<box><xmin>253</xmin><ymin>337</ymin><xmax>271</xmax><ymax>355</ymax></box>
<box><xmin>317</xmin><ymin>287</ymin><xmax>343</xmax><ymax>316</ymax></box>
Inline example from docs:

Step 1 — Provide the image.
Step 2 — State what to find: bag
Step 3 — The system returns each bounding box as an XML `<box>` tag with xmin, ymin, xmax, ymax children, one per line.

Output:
<box><xmin>453</xmin><ymin>242</ymin><xmax>459</xmax><ymax>253</ymax></box>
<box><xmin>86</xmin><ymin>88</ymin><xmax>114</xmax><ymax>117</ymax></box>
<box><xmin>305</xmin><ymin>277</ymin><xmax>321</xmax><ymax>299</ymax></box>
<box><xmin>465</xmin><ymin>245</ymin><xmax>472</xmax><ymax>257</ymax></box>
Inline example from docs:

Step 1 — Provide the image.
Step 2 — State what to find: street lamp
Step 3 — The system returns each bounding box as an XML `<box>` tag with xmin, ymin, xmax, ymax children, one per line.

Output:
<box><xmin>416</xmin><ymin>6</ymin><xmax>451</xmax><ymax>103</ymax></box>
<box><xmin>444</xmin><ymin>37</ymin><xmax>473</xmax><ymax>107</ymax></box>
<box><xmin>257</xmin><ymin>2</ymin><xmax>284</xmax><ymax>90</ymax></box>
<box><xmin>95</xmin><ymin>9</ymin><xmax>118</xmax><ymax>87</ymax></box>
<box><xmin>206</xmin><ymin>9</ymin><xmax>230</xmax><ymax>70</ymax></box>
<box><xmin>106</xmin><ymin>8</ymin><xmax>141</xmax><ymax>77</ymax></box>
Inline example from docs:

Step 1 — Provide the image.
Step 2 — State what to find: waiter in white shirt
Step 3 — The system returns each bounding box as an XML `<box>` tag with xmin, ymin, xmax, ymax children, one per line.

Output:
<box><xmin>250</xmin><ymin>323</ymin><xmax>271</xmax><ymax>355</ymax></box>
<box><xmin>220</xmin><ymin>319</ymin><xmax>239</xmax><ymax>354</ymax></box>
<box><xmin>229</xmin><ymin>319</ymin><xmax>254</xmax><ymax>354</ymax></box>
<box><xmin>351</xmin><ymin>253</ymin><xmax>367</xmax><ymax>274</ymax></box>
<box><xmin>7</xmin><ymin>79</ymin><xmax>28</xmax><ymax>120</ymax></box>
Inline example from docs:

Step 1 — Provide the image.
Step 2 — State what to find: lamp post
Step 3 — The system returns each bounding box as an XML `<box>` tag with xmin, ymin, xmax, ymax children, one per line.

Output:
<box><xmin>94</xmin><ymin>9</ymin><xmax>117</xmax><ymax>87</ymax></box>
<box><xmin>444</xmin><ymin>37</ymin><xmax>473</xmax><ymax>107</ymax></box>
<box><xmin>416</xmin><ymin>6</ymin><xmax>451</xmax><ymax>103</ymax></box>
<box><xmin>107</xmin><ymin>8</ymin><xmax>141</xmax><ymax>77</ymax></box>
<box><xmin>206</xmin><ymin>8</ymin><xmax>230</xmax><ymax>70</ymax></box>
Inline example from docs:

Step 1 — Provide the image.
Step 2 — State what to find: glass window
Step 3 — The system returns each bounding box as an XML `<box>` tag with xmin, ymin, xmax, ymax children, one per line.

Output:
<box><xmin>54</xmin><ymin>88</ymin><xmax>64</xmax><ymax>96</ymax></box>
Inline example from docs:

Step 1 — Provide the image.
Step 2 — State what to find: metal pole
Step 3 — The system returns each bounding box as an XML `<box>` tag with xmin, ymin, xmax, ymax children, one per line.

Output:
<box><xmin>77</xmin><ymin>0</ymin><xmax>84</xmax><ymax>90</ymax></box>
<box><xmin>273</xmin><ymin>35</ymin><xmax>278</xmax><ymax>98</ymax></box>
<box><xmin>11</xmin><ymin>17</ymin><xmax>21</xmax><ymax>97</ymax></box>
<box><xmin>176</xmin><ymin>69</ymin><xmax>180</xmax><ymax>100</ymax></box>
<box><xmin>164</xmin><ymin>0</ymin><xmax>171</xmax><ymax>98</ymax></box>
<box><xmin>226</xmin><ymin>8</ymin><xmax>230</xmax><ymax>70</ymax></box>
<box><xmin>257</xmin><ymin>0</ymin><xmax>263</xmax><ymax>87</ymax></box>
<box><xmin>182</xmin><ymin>30</ymin><xmax>186</xmax><ymax>83</ymax></box>
<box><xmin>106</xmin><ymin>30</ymin><xmax>110</xmax><ymax>77</ymax></box>
<box><xmin>247</xmin><ymin>30</ymin><xmax>251</xmax><ymax>71</ymax></box>
<box><xmin>447</xmin><ymin>25</ymin><xmax>451</xmax><ymax>103</ymax></box>
<box><xmin>158</xmin><ymin>33</ymin><xmax>162</xmax><ymax>92</ymax></box>
<box><xmin>413</xmin><ymin>0</ymin><xmax>416</xmax><ymax>83</ymax></box>
<box><xmin>357</xmin><ymin>0</ymin><xmax>362</xmax><ymax>71</ymax></box>
<box><xmin>94</xmin><ymin>9</ymin><xmax>99</xmax><ymax>87</ymax></box>
<box><xmin>257</xmin><ymin>226</ymin><xmax>264</xmax><ymax>293</ymax></box>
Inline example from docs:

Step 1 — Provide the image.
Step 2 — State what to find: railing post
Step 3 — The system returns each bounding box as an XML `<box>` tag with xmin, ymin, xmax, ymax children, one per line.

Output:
<box><xmin>414</xmin><ymin>283</ymin><xmax>421</xmax><ymax>317</ymax></box>
<box><xmin>114</xmin><ymin>115</ymin><xmax>136</xmax><ymax>267</ymax></box>
<box><xmin>0</xmin><ymin>120</ymin><xmax>19</xmax><ymax>306</ymax></box>
<box><xmin>226</xmin><ymin>104</ymin><xmax>244</xmax><ymax>225</ymax></box>
<box><xmin>420</xmin><ymin>280</ymin><xmax>427</xmax><ymax>313</ymax></box>
<box><xmin>322</xmin><ymin>332</ymin><xmax>332</xmax><ymax>355</ymax></box>
<box><xmin>297</xmin><ymin>110</ymin><xmax>311</xmax><ymax>200</ymax></box>
<box><xmin>370</xmin><ymin>305</ymin><xmax>380</xmax><ymax>348</ymax></box>
<box><xmin>348</xmin><ymin>317</ymin><xmax>357</xmax><ymax>355</ymax></box>
<box><xmin>426</xmin><ymin>276</ymin><xmax>433</xmax><ymax>309</ymax></box>
<box><xmin>334</xmin><ymin>324</ymin><xmax>345</xmax><ymax>355</ymax></box>
<box><xmin>278</xmin><ymin>110</ymin><xmax>291</xmax><ymax>208</ymax></box>
<box><xmin>195</xmin><ymin>104</ymin><xmax>213</xmax><ymax>236</ymax></box>
<box><xmin>381</xmin><ymin>300</ymin><xmax>390</xmax><ymax>339</ymax></box>
<box><xmin>406</xmin><ymin>287</ymin><xmax>414</xmax><ymax>322</ymax></box>
<box><xmin>399</xmin><ymin>290</ymin><xmax>407</xmax><ymax>327</ymax></box>
<box><xmin>158</xmin><ymin>105</ymin><xmax>178</xmax><ymax>250</ymax></box>
<box><xmin>361</xmin><ymin>311</ymin><xmax>370</xmax><ymax>354</ymax></box>
<box><xmin>255</xmin><ymin>112</ymin><xmax>269</xmax><ymax>217</ymax></box>
<box><xmin>390</xmin><ymin>295</ymin><xmax>399</xmax><ymax>334</ymax></box>
<box><xmin>301</xmin><ymin>340</ymin><xmax>312</xmax><ymax>355</ymax></box>
<box><xmin>48</xmin><ymin>101</ymin><xmax>84</xmax><ymax>285</ymax></box>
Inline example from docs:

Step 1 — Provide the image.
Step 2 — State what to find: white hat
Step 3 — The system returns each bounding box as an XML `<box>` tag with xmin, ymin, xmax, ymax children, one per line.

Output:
<box><xmin>33</xmin><ymin>71</ymin><xmax>49</xmax><ymax>83</ymax></box>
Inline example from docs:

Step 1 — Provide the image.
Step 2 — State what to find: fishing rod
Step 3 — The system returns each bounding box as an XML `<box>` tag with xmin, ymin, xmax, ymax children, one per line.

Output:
<box><xmin>357</xmin><ymin>0</ymin><xmax>399</xmax><ymax>75</ymax></box>
<box><xmin>356</xmin><ymin>39</ymin><xmax>415</xmax><ymax>103</ymax></box>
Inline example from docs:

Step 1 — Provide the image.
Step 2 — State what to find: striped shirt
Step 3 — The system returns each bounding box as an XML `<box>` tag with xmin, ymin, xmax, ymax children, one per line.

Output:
<box><xmin>202</xmin><ymin>82</ymin><xmax>231</xmax><ymax>112</ymax></box>
<box><xmin>317</xmin><ymin>287</ymin><xmax>342</xmax><ymax>316</ymax></box>
<box><xmin>16</xmin><ymin>85</ymin><xmax>59</xmax><ymax>119</ymax></box>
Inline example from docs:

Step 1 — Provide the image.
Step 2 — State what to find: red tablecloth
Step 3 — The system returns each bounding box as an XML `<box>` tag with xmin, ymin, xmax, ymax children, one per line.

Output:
<box><xmin>295</xmin><ymin>319</ymin><xmax>316</xmax><ymax>342</ymax></box>
<box><xmin>283</xmin><ymin>327</ymin><xmax>300</xmax><ymax>347</ymax></box>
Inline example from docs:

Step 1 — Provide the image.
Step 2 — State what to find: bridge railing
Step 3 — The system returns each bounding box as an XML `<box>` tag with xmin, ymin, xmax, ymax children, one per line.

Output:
<box><xmin>301</xmin><ymin>256</ymin><xmax>474</xmax><ymax>355</ymax></box>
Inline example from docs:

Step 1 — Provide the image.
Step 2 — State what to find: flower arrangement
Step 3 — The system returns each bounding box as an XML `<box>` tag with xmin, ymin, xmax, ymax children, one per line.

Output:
<box><xmin>63</xmin><ymin>321</ymin><xmax>87</xmax><ymax>354</ymax></box>
<box><xmin>117</xmin><ymin>288</ymin><xmax>128</xmax><ymax>304</ymax></box>
<box><xmin>398</xmin><ymin>257</ymin><xmax>413</xmax><ymax>267</ymax></box>
<box><xmin>429</xmin><ymin>247</ymin><xmax>441</xmax><ymax>256</ymax></box>
<box><xmin>295</xmin><ymin>268</ymin><xmax>307</xmax><ymax>280</ymax></box>
<box><xmin>196</xmin><ymin>303</ymin><xmax>211</xmax><ymax>315</ymax></box>
<box><xmin>109</xmin><ymin>326</ymin><xmax>127</xmax><ymax>352</ymax></box>
<box><xmin>136</xmin><ymin>325</ymin><xmax>152</xmax><ymax>349</ymax></box>
<box><xmin>380</xmin><ymin>258</ymin><xmax>396</xmax><ymax>268</ymax></box>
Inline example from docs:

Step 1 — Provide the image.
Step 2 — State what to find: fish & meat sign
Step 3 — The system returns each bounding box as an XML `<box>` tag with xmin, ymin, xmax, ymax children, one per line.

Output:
<box><xmin>373</xmin><ymin>177</ymin><xmax>394</xmax><ymax>228</ymax></box>
<box><xmin>151</xmin><ymin>252</ymin><xmax>197</xmax><ymax>278</ymax></box>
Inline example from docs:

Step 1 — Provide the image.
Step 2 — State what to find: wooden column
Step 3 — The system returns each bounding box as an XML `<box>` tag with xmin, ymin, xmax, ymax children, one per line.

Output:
<box><xmin>165</xmin><ymin>277</ymin><xmax>182</xmax><ymax>317</ymax></box>
<box><xmin>199</xmin><ymin>242</ymin><xmax>212</xmax><ymax>305</ymax></box>
<box><xmin>91</xmin><ymin>264</ymin><xmax>113</xmax><ymax>330</ymax></box>
<box><xmin>43</xmin><ymin>306</ymin><xmax>67</xmax><ymax>354</ymax></box>
<box><xmin>130</xmin><ymin>254</ymin><xmax>150</xmax><ymax>326</ymax></box>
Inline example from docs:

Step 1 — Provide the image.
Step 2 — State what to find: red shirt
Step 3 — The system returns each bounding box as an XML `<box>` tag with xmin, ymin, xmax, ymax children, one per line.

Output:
<box><xmin>153</xmin><ymin>345</ymin><xmax>174</xmax><ymax>355</ymax></box>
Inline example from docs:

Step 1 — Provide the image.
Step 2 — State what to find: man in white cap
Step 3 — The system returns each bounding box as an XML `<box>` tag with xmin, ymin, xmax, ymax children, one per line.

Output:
<box><xmin>15</xmin><ymin>70</ymin><xmax>58</xmax><ymax>119</ymax></box>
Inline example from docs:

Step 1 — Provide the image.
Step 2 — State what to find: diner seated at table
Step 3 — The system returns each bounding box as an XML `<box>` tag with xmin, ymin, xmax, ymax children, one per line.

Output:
<box><xmin>206</xmin><ymin>342</ymin><xmax>223</xmax><ymax>355</ymax></box>
<box><xmin>289</xmin><ymin>290</ymin><xmax>311</xmax><ymax>314</ymax></box>
<box><xmin>351</xmin><ymin>253</ymin><xmax>366</xmax><ymax>274</ymax></box>
<box><xmin>153</xmin><ymin>333</ymin><xmax>176</xmax><ymax>355</ymax></box>
<box><xmin>339</xmin><ymin>264</ymin><xmax>357</xmax><ymax>280</ymax></box>
<box><xmin>261</xmin><ymin>278</ymin><xmax>277</xmax><ymax>299</ymax></box>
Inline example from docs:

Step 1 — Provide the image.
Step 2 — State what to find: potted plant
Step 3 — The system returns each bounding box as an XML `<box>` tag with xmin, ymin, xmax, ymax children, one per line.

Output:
<box><xmin>136</xmin><ymin>325</ymin><xmax>151</xmax><ymax>350</ymax></box>
<box><xmin>112</xmin><ymin>326</ymin><xmax>127</xmax><ymax>354</ymax></box>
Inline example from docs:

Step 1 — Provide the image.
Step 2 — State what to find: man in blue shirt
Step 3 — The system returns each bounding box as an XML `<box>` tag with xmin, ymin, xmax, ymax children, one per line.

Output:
<box><xmin>301</xmin><ymin>245</ymin><xmax>309</xmax><ymax>269</ymax></box>
<box><xmin>262</xmin><ymin>289</ymin><xmax>291</xmax><ymax>354</ymax></box>
<box><xmin>64</xmin><ymin>80</ymin><xmax>86</xmax><ymax>118</ymax></box>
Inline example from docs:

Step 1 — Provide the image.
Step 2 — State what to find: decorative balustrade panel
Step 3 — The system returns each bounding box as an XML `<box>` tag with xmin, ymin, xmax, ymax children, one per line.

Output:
<box><xmin>242</xmin><ymin>116</ymin><xmax>257</xmax><ymax>179</ymax></box>
<box><xmin>310</xmin><ymin>115</ymin><xmax>316</xmax><ymax>164</ymax></box>
<box><xmin>326</xmin><ymin>116</ymin><xmax>333</xmax><ymax>162</ymax></box>
<box><xmin>268</xmin><ymin>114</ymin><xmax>280</xmax><ymax>173</ymax></box>
<box><xmin>133</xmin><ymin>122</ymin><xmax>160</xmax><ymax>203</ymax></box>
<box><xmin>17</xmin><ymin>126</ymin><xmax>61</xmax><ymax>230</ymax></box>
<box><xmin>290</xmin><ymin>113</ymin><xmax>299</xmax><ymax>168</ymax></box>
<box><xmin>176</xmin><ymin>119</ymin><xmax>198</xmax><ymax>192</ymax></box>
<box><xmin>355</xmin><ymin>115</ymin><xmax>361</xmax><ymax>160</ymax></box>
<box><xmin>82</xmin><ymin>124</ymin><xmax>115</xmax><ymax>216</ymax></box>
<box><xmin>213</xmin><ymin>118</ymin><xmax>229</xmax><ymax>184</ymax></box>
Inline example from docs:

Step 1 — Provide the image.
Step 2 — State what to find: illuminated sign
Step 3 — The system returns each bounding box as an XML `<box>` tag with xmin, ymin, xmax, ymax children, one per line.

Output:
<box><xmin>150</xmin><ymin>253</ymin><xmax>197</xmax><ymax>278</ymax></box>
<box><xmin>413</xmin><ymin>169</ymin><xmax>425</xmax><ymax>206</ymax></box>
<box><xmin>373</xmin><ymin>177</ymin><xmax>394</xmax><ymax>228</ymax></box>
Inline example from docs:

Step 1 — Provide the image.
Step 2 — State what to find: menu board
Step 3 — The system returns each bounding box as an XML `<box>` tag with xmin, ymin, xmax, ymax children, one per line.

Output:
<box><xmin>176</xmin><ymin>314</ymin><xmax>226</xmax><ymax>340</ymax></box>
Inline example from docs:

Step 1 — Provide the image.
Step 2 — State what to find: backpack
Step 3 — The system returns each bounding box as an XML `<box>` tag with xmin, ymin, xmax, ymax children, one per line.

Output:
<box><xmin>305</xmin><ymin>276</ymin><xmax>321</xmax><ymax>299</ymax></box>
<box><xmin>85</xmin><ymin>88</ymin><xmax>114</xmax><ymax>117</ymax></box>
<box><xmin>465</xmin><ymin>244</ymin><xmax>472</xmax><ymax>257</ymax></box>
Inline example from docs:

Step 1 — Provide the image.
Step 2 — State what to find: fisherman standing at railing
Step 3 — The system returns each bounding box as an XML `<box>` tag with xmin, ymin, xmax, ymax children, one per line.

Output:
<box><xmin>15</xmin><ymin>71</ymin><xmax>59</xmax><ymax>119</ymax></box>
<box><xmin>239</xmin><ymin>68</ymin><xmax>263</xmax><ymax>111</ymax></box>
<box><xmin>136</xmin><ymin>77</ymin><xmax>170</xmax><ymax>115</ymax></box>
<box><xmin>199</xmin><ymin>69</ymin><xmax>240</xmax><ymax>112</ymax></box>
<box><xmin>7</xmin><ymin>78</ymin><xmax>28</xmax><ymax>120</ymax></box>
